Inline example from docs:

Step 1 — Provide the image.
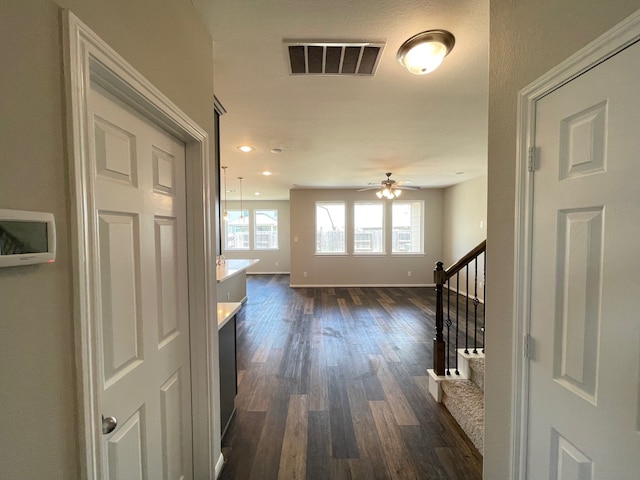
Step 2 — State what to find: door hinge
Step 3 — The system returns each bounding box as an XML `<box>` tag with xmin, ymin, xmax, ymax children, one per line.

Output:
<box><xmin>523</xmin><ymin>333</ymin><xmax>531</xmax><ymax>359</ymax></box>
<box><xmin>527</xmin><ymin>146</ymin><xmax>536</xmax><ymax>172</ymax></box>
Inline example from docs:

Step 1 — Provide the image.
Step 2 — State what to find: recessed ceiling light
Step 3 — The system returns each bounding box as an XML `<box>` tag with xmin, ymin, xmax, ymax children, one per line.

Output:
<box><xmin>254</xmin><ymin>192</ymin><xmax>261</xmax><ymax>196</ymax></box>
<box><xmin>456</xmin><ymin>171</ymin><xmax>464</xmax><ymax>175</ymax></box>
<box><xmin>238</xmin><ymin>145</ymin><xmax>254</xmax><ymax>153</ymax></box>
<box><xmin>262</xmin><ymin>171</ymin><xmax>272</xmax><ymax>176</ymax></box>
<box><xmin>270</xmin><ymin>148</ymin><xmax>283</xmax><ymax>154</ymax></box>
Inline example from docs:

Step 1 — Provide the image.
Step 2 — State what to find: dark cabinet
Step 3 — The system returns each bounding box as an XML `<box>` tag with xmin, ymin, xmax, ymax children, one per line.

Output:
<box><xmin>219</xmin><ymin>313</ymin><xmax>237</xmax><ymax>437</ymax></box>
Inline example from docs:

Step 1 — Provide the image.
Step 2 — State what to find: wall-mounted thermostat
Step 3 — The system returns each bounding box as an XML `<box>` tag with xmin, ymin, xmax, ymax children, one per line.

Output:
<box><xmin>0</xmin><ymin>209</ymin><xmax>56</xmax><ymax>267</ymax></box>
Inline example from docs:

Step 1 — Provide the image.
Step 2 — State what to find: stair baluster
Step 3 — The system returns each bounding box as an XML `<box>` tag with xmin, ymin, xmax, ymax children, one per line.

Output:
<box><xmin>465</xmin><ymin>264</ymin><xmax>470</xmax><ymax>354</ymax></box>
<box><xmin>446</xmin><ymin>278</ymin><xmax>452</xmax><ymax>375</ymax></box>
<box><xmin>473</xmin><ymin>257</ymin><xmax>479</xmax><ymax>354</ymax></box>
<box><xmin>482</xmin><ymin>253</ymin><xmax>486</xmax><ymax>354</ymax></box>
<box><xmin>432</xmin><ymin>240</ymin><xmax>486</xmax><ymax>378</ymax></box>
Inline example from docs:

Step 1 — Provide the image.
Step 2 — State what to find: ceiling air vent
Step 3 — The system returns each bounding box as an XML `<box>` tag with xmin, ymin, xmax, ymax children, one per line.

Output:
<box><xmin>284</xmin><ymin>41</ymin><xmax>385</xmax><ymax>76</ymax></box>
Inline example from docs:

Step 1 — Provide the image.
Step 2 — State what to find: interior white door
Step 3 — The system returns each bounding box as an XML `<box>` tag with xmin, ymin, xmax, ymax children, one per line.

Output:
<box><xmin>527</xmin><ymin>41</ymin><xmax>640</xmax><ymax>479</ymax></box>
<box><xmin>88</xmin><ymin>82</ymin><xmax>193</xmax><ymax>480</ymax></box>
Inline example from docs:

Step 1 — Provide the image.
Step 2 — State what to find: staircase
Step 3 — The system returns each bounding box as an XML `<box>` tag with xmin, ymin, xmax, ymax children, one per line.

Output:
<box><xmin>441</xmin><ymin>351</ymin><xmax>484</xmax><ymax>453</ymax></box>
<box><xmin>427</xmin><ymin>240</ymin><xmax>486</xmax><ymax>454</ymax></box>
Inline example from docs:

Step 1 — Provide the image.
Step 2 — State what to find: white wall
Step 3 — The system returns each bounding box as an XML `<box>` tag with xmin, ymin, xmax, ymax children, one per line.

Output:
<box><xmin>486</xmin><ymin>2</ymin><xmax>640</xmax><ymax>478</ymax></box>
<box><xmin>0</xmin><ymin>1</ymin><xmax>215</xmax><ymax>477</ymax></box>
<box><xmin>222</xmin><ymin>200</ymin><xmax>291</xmax><ymax>273</ymax></box>
<box><xmin>223</xmin><ymin>189</ymin><xmax>485</xmax><ymax>285</ymax></box>
<box><xmin>443</xmin><ymin>175</ymin><xmax>487</xmax><ymax>266</ymax></box>
<box><xmin>443</xmin><ymin>175</ymin><xmax>487</xmax><ymax>300</ymax></box>
<box><xmin>289</xmin><ymin>188</ymin><xmax>443</xmax><ymax>286</ymax></box>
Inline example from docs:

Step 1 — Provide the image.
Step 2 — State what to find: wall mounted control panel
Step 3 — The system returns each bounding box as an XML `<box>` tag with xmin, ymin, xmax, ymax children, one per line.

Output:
<box><xmin>0</xmin><ymin>209</ymin><xmax>56</xmax><ymax>267</ymax></box>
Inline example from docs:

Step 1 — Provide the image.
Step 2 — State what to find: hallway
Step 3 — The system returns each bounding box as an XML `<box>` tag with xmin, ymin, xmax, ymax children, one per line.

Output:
<box><xmin>219</xmin><ymin>274</ymin><xmax>482</xmax><ymax>479</ymax></box>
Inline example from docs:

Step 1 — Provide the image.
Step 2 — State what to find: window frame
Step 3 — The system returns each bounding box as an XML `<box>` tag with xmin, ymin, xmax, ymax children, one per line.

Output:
<box><xmin>224</xmin><ymin>209</ymin><xmax>250</xmax><ymax>251</ymax></box>
<box><xmin>315</xmin><ymin>201</ymin><xmax>347</xmax><ymax>255</ymax></box>
<box><xmin>353</xmin><ymin>201</ymin><xmax>385</xmax><ymax>255</ymax></box>
<box><xmin>253</xmin><ymin>209</ymin><xmax>279</xmax><ymax>250</ymax></box>
<box><xmin>391</xmin><ymin>200</ymin><xmax>424</xmax><ymax>255</ymax></box>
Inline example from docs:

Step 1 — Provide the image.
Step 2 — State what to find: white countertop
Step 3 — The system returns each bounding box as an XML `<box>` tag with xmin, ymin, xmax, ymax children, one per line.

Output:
<box><xmin>217</xmin><ymin>302</ymin><xmax>242</xmax><ymax>330</ymax></box>
<box><xmin>216</xmin><ymin>258</ymin><xmax>259</xmax><ymax>283</ymax></box>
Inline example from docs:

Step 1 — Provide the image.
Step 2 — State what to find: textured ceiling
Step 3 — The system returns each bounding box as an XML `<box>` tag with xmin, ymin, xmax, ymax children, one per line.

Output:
<box><xmin>194</xmin><ymin>0</ymin><xmax>489</xmax><ymax>200</ymax></box>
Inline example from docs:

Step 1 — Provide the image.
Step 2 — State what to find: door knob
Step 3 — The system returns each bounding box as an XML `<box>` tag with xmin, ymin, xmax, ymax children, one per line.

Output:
<box><xmin>102</xmin><ymin>415</ymin><xmax>118</xmax><ymax>435</ymax></box>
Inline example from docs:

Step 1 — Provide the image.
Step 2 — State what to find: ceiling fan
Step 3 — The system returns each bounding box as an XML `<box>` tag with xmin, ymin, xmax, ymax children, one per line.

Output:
<box><xmin>359</xmin><ymin>172</ymin><xmax>419</xmax><ymax>199</ymax></box>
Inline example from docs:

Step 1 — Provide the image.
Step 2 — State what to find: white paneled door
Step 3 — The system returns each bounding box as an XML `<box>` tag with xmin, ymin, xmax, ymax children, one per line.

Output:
<box><xmin>89</xmin><ymin>82</ymin><xmax>193</xmax><ymax>480</ymax></box>
<box><xmin>527</xmin><ymin>40</ymin><xmax>640</xmax><ymax>478</ymax></box>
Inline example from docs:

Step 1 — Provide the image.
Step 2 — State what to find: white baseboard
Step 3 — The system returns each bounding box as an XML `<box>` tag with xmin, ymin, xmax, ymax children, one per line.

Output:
<box><xmin>427</xmin><ymin>369</ymin><xmax>446</xmax><ymax>403</ymax></box>
<box><xmin>443</xmin><ymin>285</ymin><xmax>485</xmax><ymax>304</ymax></box>
<box><xmin>454</xmin><ymin>349</ymin><xmax>485</xmax><ymax>379</ymax></box>
<box><xmin>289</xmin><ymin>283</ymin><xmax>435</xmax><ymax>288</ymax></box>
<box><xmin>246</xmin><ymin>271</ymin><xmax>290</xmax><ymax>275</ymax></box>
<box><xmin>215</xmin><ymin>452</ymin><xmax>225</xmax><ymax>478</ymax></box>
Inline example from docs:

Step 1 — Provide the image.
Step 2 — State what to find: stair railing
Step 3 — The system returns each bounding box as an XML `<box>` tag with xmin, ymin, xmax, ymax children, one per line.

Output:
<box><xmin>433</xmin><ymin>240</ymin><xmax>486</xmax><ymax>376</ymax></box>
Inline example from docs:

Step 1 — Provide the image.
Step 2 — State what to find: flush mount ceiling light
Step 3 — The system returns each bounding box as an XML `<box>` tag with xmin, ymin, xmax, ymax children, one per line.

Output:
<box><xmin>397</xmin><ymin>30</ymin><xmax>455</xmax><ymax>75</ymax></box>
<box><xmin>238</xmin><ymin>145</ymin><xmax>254</xmax><ymax>153</ymax></box>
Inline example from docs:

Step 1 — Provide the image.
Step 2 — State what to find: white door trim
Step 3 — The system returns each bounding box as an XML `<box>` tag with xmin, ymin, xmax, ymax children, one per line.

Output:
<box><xmin>512</xmin><ymin>8</ymin><xmax>640</xmax><ymax>479</ymax></box>
<box><xmin>62</xmin><ymin>11</ymin><xmax>220</xmax><ymax>479</ymax></box>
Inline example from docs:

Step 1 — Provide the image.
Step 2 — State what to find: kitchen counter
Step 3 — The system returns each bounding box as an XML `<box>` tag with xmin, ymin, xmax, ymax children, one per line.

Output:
<box><xmin>216</xmin><ymin>258</ymin><xmax>259</xmax><ymax>282</ymax></box>
<box><xmin>216</xmin><ymin>258</ymin><xmax>259</xmax><ymax>303</ymax></box>
<box><xmin>217</xmin><ymin>301</ymin><xmax>242</xmax><ymax>330</ymax></box>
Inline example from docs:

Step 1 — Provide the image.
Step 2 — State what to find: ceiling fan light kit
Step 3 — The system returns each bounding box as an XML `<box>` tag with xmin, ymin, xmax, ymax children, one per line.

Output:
<box><xmin>376</xmin><ymin>186</ymin><xmax>402</xmax><ymax>199</ymax></box>
<box><xmin>363</xmin><ymin>172</ymin><xmax>415</xmax><ymax>199</ymax></box>
<box><xmin>397</xmin><ymin>30</ymin><xmax>455</xmax><ymax>75</ymax></box>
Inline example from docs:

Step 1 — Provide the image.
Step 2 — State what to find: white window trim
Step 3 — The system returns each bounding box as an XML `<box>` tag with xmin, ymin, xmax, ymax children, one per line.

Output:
<box><xmin>254</xmin><ymin>208</ymin><xmax>279</xmax><ymax>250</ymax></box>
<box><xmin>391</xmin><ymin>199</ymin><xmax>425</xmax><ymax>254</ymax></box>
<box><xmin>315</xmin><ymin>201</ymin><xmax>346</xmax><ymax>255</ymax></box>
<box><xmin>353</xmin><ymin>201</ymin><xmax>385</xmax><ymax>255</ymax></box>
<box><xmin>224</xmin><ymin>209</ymin><xmax>250</xmax><ymax>251</ymax></box>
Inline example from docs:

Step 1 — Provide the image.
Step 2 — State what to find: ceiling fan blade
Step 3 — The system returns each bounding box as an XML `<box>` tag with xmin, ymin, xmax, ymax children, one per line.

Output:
<box><xmin>359</xmin><ymin>173</ymin><xmax>419</xmax><ymax>192</ymax></box>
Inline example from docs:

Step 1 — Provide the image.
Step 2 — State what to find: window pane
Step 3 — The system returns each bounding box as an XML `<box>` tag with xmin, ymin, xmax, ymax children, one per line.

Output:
<box><xmin>354</xmin><ymin>202</ymin><xmax>384</xmax><ymax>253</ymax></box>
<box><xmin>225</xmin><ymin>209</ymin><xmax>249</xmax><ymax>250</ymax></box>
<box><xmin>392</xmin><ymin>201</ymin><xmax>423</xmax><ymax>253</ymax></box>
<box><xmin>316</xmin><ymin>202</ymin><xmax>345</xmax><ymax>253</ymax></box>
<box><xmin>254</xmin><ymin>209</ymin><xmax>278</xmax><ymax>249</ymax></box>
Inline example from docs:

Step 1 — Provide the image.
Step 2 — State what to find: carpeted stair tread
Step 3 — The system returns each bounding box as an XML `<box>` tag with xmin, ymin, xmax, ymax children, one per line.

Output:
<box><xmin>442</xmin><ymin>379</ymin><xmax>484</xmax><ymax>453</ymax></box>
<box><xmin>468</xmin><ymin>356</ymin><xmax>484</xmax><ymax>391</ymax></box>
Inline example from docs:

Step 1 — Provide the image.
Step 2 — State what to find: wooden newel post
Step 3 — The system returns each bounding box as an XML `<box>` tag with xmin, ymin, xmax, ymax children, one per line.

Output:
<box><xmin>434</xmin><ymin>261</ymin><xmax>446</xmax><ymax>376</ymax></box>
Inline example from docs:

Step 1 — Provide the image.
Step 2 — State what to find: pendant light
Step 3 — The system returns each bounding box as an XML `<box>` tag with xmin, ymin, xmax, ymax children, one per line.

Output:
<box><xmin>238</xmin><ymin>176</ymin><xmax>244</xmax><ymax>219</ymax></box>
<box><xmin>221</xmin><ymin>166</ymin><xmax>229</xmax><ymax>221</ymax></box>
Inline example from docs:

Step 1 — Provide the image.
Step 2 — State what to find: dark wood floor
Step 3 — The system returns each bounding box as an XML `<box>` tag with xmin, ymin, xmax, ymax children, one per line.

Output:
<box><xmin>220</xmin><ymin>275</ymin><xmax>482</xmax><ymax>480</ymax></box>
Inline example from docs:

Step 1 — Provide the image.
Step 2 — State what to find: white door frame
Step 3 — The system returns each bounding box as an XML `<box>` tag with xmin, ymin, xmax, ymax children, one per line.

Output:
<box><xmin>63</xmin><ymin>11</ymin><xmax>221</xmax><ymax>479</ymax></box>
<box><xmin>512</xmin><ymin>9</ymin><xmax>640</xmax><ymax>480</ymax></box>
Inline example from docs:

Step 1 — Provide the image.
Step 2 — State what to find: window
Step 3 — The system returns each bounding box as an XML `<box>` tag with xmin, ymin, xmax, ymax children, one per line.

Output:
<box><xmin>225</xmin><ymin>209</ymin><xmax>249</xmax><ymax>250</ymax></box>
<box><xmin>392</xmin><ymin>201</ymin><xmax>423</xmax><ymax>253</ymax></box>
<box><xmin>353</xmin><ymin>202</ymin><xmax>384</xmax><ymax>253</ymax></box>
<box><xmin>254</xmin><ymin>209</ymin><xmax>278</xmax><ymax>249</ymax></box>
<box><xmin>316</xmin><ymin>202</ymin><xmax>345</xmax><ymax>254</ymax></box>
